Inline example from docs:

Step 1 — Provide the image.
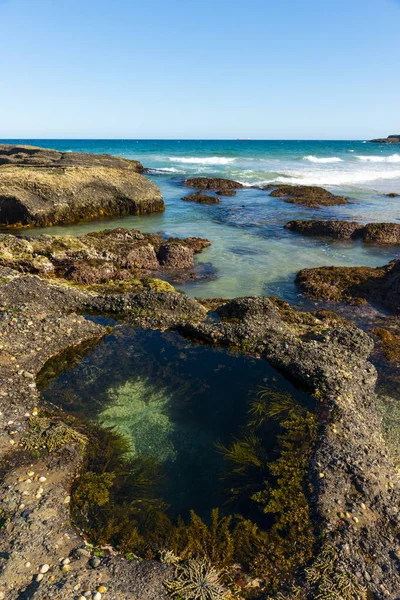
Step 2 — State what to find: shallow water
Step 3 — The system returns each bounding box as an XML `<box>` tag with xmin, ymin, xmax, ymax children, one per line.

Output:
<box><xmin>3</xmin><ymin>138</ymin><xmax>400</xmax><ymax>301</ymax></box>
<box><xmin>39</xmin><ymin>327</ymin><xmax>313</xmax><ymax>519</ymax></box>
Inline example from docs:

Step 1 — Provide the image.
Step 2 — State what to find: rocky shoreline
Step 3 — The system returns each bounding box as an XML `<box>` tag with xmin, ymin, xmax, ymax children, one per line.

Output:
<box><xmin>0</xmin><ymin>145</ymin><xmax>164</xmax><ymax>228</ymax></box>
<box><xmin>0</xmin><ymin>147</ymin><xmax>400</xmax><ymax>600</ymax></box>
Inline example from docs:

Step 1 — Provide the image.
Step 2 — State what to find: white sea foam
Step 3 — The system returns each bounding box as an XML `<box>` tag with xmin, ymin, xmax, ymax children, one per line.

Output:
<box><xmin>154</xmin><ymin>167</ymin><xmax>183</xmax><ymax>173</ymax></box>
<box><xmin>356</xmin><ymin>154</ymin><xmax>400</xmax><ymax>163</ymax></box>
<box><xmin>168</xmin><ymin>156</ymin><xmax>235</xmax><ymax>165</ymax></box>
<box><xmin>269</xmin><ymin>169</ymin><xmax>400</xmax><ymax>186</ymax></box>
<box><xmin>303</xmin><ymin>155</ymin><xmax>343</xmax><ymax>163</ymax></box>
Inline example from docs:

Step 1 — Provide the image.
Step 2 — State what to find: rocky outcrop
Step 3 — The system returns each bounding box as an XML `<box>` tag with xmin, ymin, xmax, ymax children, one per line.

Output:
<box><xmin>0</xmin><ymin>267</ymin><xmax>399</xmax><ymax>599</ymax></box>
<box><xmin>181</xmin><ymin>192</ymin><xmax>220</xmax><ymax>204</ymax></box>
<box><xmin>285</xmin><ymin>219</ymin><xmax>400</xmax><ymax>244</ymax></box>
<box><xmin>385</xmin><ymin>192</ymin><xmax>400</xmax><ymax>198</ymax></box>
<box><xmin>285</xmin><ymin>220</ymin><xmax>361</xmax><ymax>239</ymax></box>
<box><xmin>0</xmin><ymin>144</ymin><xmax>164</xmax><ymax>228</ymax></box>
<box><xmin>296</xmin><ymin>259</ymin><xmax>400</xmax><ymax>313</ymax></box>
<box><xmin>262</xmin><ymin>184</ymin><xmax>349</xmax><ymax>207</ymax></box>
<box><xmin>184</xmin><ymin>177</ymin><xmax>243</xmax><ymax>192</ymax></box>
<box><xmin>370</xmin><ymin>135</ymin><xmax>400</xmax><ymax>143</ymax></box>
<box><xmin>0</xmin><ymin>228</ymin><xmax>211</xmax><ymax>285</ymax></box>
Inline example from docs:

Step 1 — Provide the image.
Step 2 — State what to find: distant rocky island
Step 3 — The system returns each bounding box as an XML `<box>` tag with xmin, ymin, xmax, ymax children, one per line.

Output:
<box><xmin>370</xmin><ymin>134</ymin><xmax>400</xmax><ymax>143</ymax></box>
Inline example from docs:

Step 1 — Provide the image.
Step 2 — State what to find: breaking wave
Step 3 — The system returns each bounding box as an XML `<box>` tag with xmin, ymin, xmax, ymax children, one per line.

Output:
<box><xmin>303</xmin><ymin>155</ymin><xmax>343</xmax><ymax>163</ymax></box>
<box><xmin>168</xmin><ymin>156</ymin><xmax>236</xmax><ymax>165</ymax></box>
<box><xmin>356</xmin><ymin>154</ymin><xmax>400</xmax><ymax>163</ymax></box>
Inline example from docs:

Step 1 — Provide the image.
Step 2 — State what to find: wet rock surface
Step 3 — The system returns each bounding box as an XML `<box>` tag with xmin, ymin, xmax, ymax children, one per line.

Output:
<box><xmin>297</xmin><ymin>259</ymin><xmax>400</xmax><ymax>313</ymax></box>
<box><xmin>183</xmin><ymin>177</ymin><xmax>243</xmax><ymax>191</ymax></box>
<box><xmin>0</xmin><ymin>264</ymin><xmax>399</xmax><ymax>596</ymax></box>
<box><xmin>285</xmin><ymin>219</ymin><xmax>400</xmax><ymax>244</ymax></box>
<box><xmin>0</xmin><ymin>228</ymin><xmax>211</xmax><ymax>285</ymax></box>
<box><xmin>181</xmin><ymin>192</ymin><xmax>220</xmax><ymax>204</ymax></box>
<box><xmin>0</xmin><ymin>144</ymin><xmax>164</xmax><ymax>228</ymax></box>
<box><xmin>261</xmin><ymin>184</ymin><xmax>349</xmax><ymax>207</ymax></box>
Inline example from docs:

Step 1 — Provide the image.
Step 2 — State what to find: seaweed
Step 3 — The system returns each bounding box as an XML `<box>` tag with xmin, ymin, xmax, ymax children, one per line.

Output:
<box><xmin>165</xmin><ymin>559</ymin><xmax>230</xmax><ymax>600</ymax></box>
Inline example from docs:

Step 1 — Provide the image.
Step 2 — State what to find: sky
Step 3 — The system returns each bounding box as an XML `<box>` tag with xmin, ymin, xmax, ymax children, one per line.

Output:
<box><xmin>0</xmin><ymin>0</ymin><xmax>399</xmax><ymax>139</ymax></box>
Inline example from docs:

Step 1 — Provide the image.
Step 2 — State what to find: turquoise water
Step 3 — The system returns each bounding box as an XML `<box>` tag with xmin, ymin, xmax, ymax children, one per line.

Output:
<box><xmin>3</xmin><ymin>139</ymin><xmax>400</xmax><ymax>301</ymax></box>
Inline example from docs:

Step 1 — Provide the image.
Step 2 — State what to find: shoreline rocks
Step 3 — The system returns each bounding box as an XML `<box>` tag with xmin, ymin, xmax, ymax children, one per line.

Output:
<box><xmin>261</xmin><ymin>184</ymin><xmax>349</xmax><ymax>207</ymax></box>
<box><xmin>0</xmin><ymin>145</ymin><xmax>164</xmax><ymax>228</ymax></box>
<box><xmin>0</xmin><ymin>268</ymin><xmax>399</xmax><ymax>598</ymax></box>
<box><xmin>296</xmin><ymin>259</ymin><xmax>400</xmax><ymax>313</ymax></box>
<box><xmin>0</xmin><ymin>228</ymin><xmax>212</xmax><ymax>286</ymax></box>
<box><xmin>285</xmin><ymin>219</ymin><xmax>400</xmax><ymax>244</ymax></box>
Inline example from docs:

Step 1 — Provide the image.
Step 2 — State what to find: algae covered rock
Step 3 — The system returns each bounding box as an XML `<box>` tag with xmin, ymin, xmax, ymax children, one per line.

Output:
<box><xmin>182</xmin><ymin>192</ymin><xmax>221</xmax><ymax>204</ymax></box>
<box><xmin>285</xmin><ymin>219</ymin><xmax>400</xmax><ymax>244</ymax></box>
<box><xmin>0</xmin><ymin>227</ymin><xmax>211</xmax><ymax>284</ymax></box>
<box><xmin>296</xmin><ymin>259</ymin><xmax>400</xmax><ymax>313</ymax></box>
<box><xmin>285</xmin><ymin>220</ymin><xmax>361</xmax><ymax>239</ymax></box>
<box><xmin>262</xmin><ymin>184</ymin><xmax>349</xmax><ymax>207</ymax></box>
<box><xmin>184</xmin><ymin>177</ymin><xmax>243</xmax><ymax>191</ymax></box>
<box><xmin>0</xmin><ymin>144</ymin><xmax>164</xmax><ymax>227</ymax></box>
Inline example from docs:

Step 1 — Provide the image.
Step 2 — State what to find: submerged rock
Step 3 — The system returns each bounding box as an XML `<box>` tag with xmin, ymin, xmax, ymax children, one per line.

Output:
<box><xmin>296</xmin><ymin>259</ymin><xmax>400</xmax><ymax>313</ymax></box>
<box><xmin>0</xmin><ymin>144</ymin><xmax>164</xmax><ymax>227</ymax></box>
<box><xmin>285</xmin><ymin>220</ymin><xmax>400</xmax><ymax>244</ymax></box>
<box><xmin>261</xmin><ymin>184</ymin><xmax>349</xmax><ymax>207</ymax></box>
<box><xmin>0</xmin><ymin>228</ymin><xmax>211</xmax><ymax>285</ymax></box>
<box><xmin>184</xmin><ymin>177</ymin><xmax>243</xmax><ymax>191</ymax></box>
<box><xmin>181</xmin><ymin>192</ymin><xmax>220</xmax><ymax>204</ymax></box>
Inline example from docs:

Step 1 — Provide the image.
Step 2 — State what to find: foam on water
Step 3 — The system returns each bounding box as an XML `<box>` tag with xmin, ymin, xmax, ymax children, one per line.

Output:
<box><xmin>356</xmin><ymin>154</ymin><xmax>400</xmax><ymax>163</ymax></box>
<box><xmin>303</xmin><ymin>155</ymin><xmax>343</xmax><ymax>163</ymax></box>
<box><xmin>168</xmin><ymin>156</ymin><xmax>236</xmax><ymax>165</ymax></box>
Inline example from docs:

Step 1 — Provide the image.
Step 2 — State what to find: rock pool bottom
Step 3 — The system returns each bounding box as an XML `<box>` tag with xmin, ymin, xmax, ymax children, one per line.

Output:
<box><xmin>38</xmin><ymin>326</ymin><xmax>313</xmax><ymax>521</ymax></box>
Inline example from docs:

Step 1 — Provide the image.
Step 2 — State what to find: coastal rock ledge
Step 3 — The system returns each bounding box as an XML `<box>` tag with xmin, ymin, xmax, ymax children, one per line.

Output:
<box><xmin>0</xmin><ymin>144</ymin><xmax>164</xmax><ymax>228</ymax></box>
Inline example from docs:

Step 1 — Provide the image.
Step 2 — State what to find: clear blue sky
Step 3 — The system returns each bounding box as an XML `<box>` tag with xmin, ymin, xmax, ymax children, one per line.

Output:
<box><xmin>1</xmin><ymin>0</ymin><xmax>399</xmax><ymax>139</ymax></box>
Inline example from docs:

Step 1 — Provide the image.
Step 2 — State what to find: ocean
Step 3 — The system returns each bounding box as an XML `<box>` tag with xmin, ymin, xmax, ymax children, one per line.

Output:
<box><xmin>2</xmin><ymin>139</ymin><xmax>400</xmax><ymax>301</ymax></box>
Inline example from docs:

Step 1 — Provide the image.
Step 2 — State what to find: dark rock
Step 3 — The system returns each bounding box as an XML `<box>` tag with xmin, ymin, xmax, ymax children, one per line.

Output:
<box><xmin>296</xmin><ymin>260</ymin><xmax>400</xmax><ymax>313</ymax></box>
<box><xmin>0</xmin><ymin>228</ymin><xmax>211</xmax><ymax>285</ymax></box>
<box><xmin>285</xmin><ymin>220</ymin><xmax>400</xmax><ymax>244</ymax></box>
<box><xmin>385</xmin><ymin>193</ymin><xmax>399</xmax><ymax>198</ymax></box>
<box><xmin>362</xmin><ymin>222</ymin><xmax>400</xmax><ymax>244</ymax></box>
<box><xmin>285</xmin><ymin>220</ymin><xmax>361</xmax><ymax>239</ymax></box>
<box><xmin>184</xmin><ymin>177</ymin><xmax>243</xmax><ymax>191</ymax></box>
<box><xmin>370</xmin><ymin>135</ymin><xmax>400</xmax><ymax>144</ymax></box>
<box><xmin>0</xmin><ymin>144</ymin><xmax>164</xmax><ymax>228</ymax></box>
<box><xmin>181</xmin><ymin>192</ymin><xmax>220</xmax><ymax>204</ymax></box>
<box><xmin>262</xmin><ymin>184</ymin><xmax>349</xmax><ymax>207</ymax></box>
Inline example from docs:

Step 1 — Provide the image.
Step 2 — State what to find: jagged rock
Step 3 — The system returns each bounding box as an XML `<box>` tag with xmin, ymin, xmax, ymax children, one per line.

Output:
<box><xmin>0</xmin><ymin>228</ymin><xmax>211</xmax><ymax>284</ymax></box>
<box><xmin>296</xmin><ymin>259</ymin><xmax>400</xmax><ymax>313</ymax></box>
<box><xmin>261</xmin><ymin>184</ymin><xmax>349</xmax><ymax>207</ymax></box>
<box><xmin>0</xmin><ymin>144</ymin><xmax>164</xmax><ymax>227</ymax></box>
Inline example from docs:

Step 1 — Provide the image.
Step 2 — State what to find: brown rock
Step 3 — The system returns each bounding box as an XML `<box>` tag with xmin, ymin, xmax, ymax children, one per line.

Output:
<box><xmin>157</xmin><ymin>243</ymin><xmax>194</xmax><ymax>269</ymax></box>
<box><xmin>285</xmin><ymin>220</ymin><xmax>361</xmax><ymax>239</ymax></box>
<box><xmin>262</xmin><ymin>184</ymin><xmax>348</xmax><ymax>207</ymax></box>
<box><xmin>182</xmin><ymin>192</ymin><xmax>220</xmax><ymax>204</ymax></box>
<box><xmin>0</xmin><ymin>144</ymin><xmax>164</xmax><ymax>227</ymax></box>
<box><xmin>184</xmin><ymin>177</ymin><xmax>243</xmax><ymax>191</ymax></box>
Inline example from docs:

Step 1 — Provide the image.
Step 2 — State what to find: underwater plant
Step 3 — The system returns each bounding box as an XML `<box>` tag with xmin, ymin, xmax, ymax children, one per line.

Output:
<box><xmin>100</xmin><ymin>379</ymin><xmax>176</xmax><ymax>461</ymax></box>
<box><xmin>165</xmin><ymin>559</ymin><xmax>230</xmax><ymax>600</ymax></box>
<box><xmin>22</xmin><ymin>415</ymin><xmax>88</xmax><ymax>452</ymax></box>
<box><xmin>305</xmin><ymin>542</ymin><xmax>367</xmax><ymax>600</ymax></box>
